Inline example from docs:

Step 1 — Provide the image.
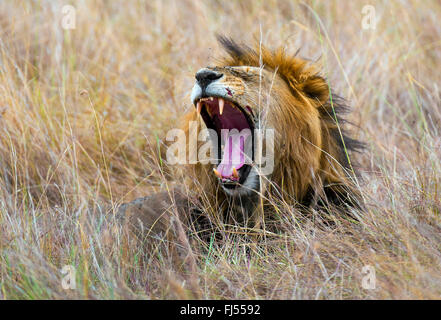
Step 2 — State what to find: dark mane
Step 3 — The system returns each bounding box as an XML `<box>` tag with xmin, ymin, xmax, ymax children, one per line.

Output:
<box><xmin>217</xmin><ymin>36</ymin><xmax>365</xmax><ymax>211</ymax></box>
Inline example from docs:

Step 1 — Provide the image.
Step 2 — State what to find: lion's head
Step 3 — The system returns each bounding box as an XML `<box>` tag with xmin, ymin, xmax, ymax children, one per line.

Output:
<box><xmin>184</xmin><ymin>37</ymin><xmax>363</xmax><ymax>223</ymax></box>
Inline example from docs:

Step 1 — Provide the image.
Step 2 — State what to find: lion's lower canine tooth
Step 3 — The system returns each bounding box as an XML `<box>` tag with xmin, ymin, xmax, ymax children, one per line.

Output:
<box><xmin>232</xmin><ymin>167</ymin><xmax>238</xmax><ymax>179</ymax></box>
<box><xmin>219</xmin><ymin>98</ymin><xmax>224</xmax><ymax>115</ymax></box>
<box><xmin>213</xmin><ymin>168</ymin><xmax>222</xmax><ymax>179</ymax></box>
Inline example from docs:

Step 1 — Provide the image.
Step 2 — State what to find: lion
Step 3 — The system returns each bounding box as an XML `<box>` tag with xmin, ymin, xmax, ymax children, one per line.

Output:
<box><xmin>119</xmin><ymin>37</ymin><xmax>363</xmax><ymax>240</ymax></box>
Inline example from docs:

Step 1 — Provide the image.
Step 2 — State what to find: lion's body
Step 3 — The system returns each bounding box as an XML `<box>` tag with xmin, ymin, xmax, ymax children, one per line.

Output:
<box><xmin>184</xmin><ymin>38</ymin><xmax>363</xmax><ymax>225</ymax></box>
<box><xmin>121</xmin><ymin>38</ymin><xmax>363</xmax><ymax>239</ymax></box>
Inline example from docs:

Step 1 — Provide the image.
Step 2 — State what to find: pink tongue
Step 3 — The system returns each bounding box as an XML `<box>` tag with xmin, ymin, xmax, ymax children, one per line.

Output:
<box><xmin>216</xmin><ymin>131</ymin><xmax>251</xmax><ymax>179</ymax></box>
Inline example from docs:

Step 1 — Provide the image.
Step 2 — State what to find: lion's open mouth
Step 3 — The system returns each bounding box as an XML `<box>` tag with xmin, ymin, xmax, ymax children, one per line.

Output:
<box><xmin>195</xmin><ymin>97</ymin><xmax>254</xmax><ymax>188</ymax></box>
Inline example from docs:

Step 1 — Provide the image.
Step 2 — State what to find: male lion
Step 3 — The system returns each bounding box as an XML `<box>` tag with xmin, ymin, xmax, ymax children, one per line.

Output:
<box><xmin>119</xmin><ymin>37</ymin><xmax>363</xmax><ymax>240</ymax></box>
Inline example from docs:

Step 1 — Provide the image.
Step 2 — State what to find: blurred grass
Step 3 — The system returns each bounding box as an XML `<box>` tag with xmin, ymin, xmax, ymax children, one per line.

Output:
<box><xmin>0</xmin><ymin>0</ymin><xmax>440</xmax><ymax>299</ymax></box>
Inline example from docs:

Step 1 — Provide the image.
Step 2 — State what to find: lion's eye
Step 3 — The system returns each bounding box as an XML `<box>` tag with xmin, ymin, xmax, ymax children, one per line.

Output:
<box><xmin>230</xmin><ymin>66</ymin><xmax>260</xmax><ymax>74</ymax></box>
<box><xmin>228</xmin><ymin>66</ymin><xmax>259</xmax><ymax>81</ymax></box>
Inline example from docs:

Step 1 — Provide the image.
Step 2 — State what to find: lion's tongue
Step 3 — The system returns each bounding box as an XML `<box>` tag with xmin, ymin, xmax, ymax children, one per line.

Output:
<box><xmin>217</xmin><ymin>131</ymin><xmax>250</xmax><ymax>179</ymax></box>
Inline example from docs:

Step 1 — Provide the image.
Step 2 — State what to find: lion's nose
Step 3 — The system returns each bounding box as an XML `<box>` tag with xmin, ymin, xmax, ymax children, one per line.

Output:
<box><xmin>195</xmin><ymin>68</ymin><xmax>223</xmax><ymax>90</ymax></box>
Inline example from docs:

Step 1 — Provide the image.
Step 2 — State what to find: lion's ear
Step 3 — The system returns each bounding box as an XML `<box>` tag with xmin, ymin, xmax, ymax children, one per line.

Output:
<box><xmin>300</xmin><ymin>74</ymin><xmax>329</xmax><ymax>104</ymax></box>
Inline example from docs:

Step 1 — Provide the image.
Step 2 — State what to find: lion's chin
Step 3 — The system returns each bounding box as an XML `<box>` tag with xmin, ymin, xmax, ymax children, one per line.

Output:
<box><xmin>221</xmin><ymin>165</ymin><xmax>260</xmax><ymax>198</ymax></box>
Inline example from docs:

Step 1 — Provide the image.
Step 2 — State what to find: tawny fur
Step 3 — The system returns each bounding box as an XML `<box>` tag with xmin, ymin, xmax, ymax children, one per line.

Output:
<box><xmin>184</xmin><ymin>38</ymin><xmax>363</xmax><ymax>220</ymax></box>
<box><xmin>120</xmin><ymin>38</ymin><xmax>363</xmax><ymax>239</ymax></box>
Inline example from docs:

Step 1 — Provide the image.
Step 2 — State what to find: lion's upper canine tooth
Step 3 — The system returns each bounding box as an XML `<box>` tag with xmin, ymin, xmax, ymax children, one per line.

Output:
<box><xmin>219</xmin><ymin>98</ymin><xmax>224</xmax><ymax>115</ymax></box>
<box><xmin>196</xmin><ymin>101</ymin><xmax>202</xmax><ymax>114</ymax></box>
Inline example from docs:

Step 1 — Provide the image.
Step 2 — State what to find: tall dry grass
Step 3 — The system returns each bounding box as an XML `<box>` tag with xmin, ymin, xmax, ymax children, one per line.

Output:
<box><xmin>0</xmin><ymin>0</ymin><xmax>440</xmax><ymax>299</ymax></box>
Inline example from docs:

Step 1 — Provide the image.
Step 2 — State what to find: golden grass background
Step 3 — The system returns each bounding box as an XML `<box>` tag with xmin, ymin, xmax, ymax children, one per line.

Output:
<box><xmin>0</xmin><ymin>0</ymin><xmax>440</xmax><ymax>299</ymax></box>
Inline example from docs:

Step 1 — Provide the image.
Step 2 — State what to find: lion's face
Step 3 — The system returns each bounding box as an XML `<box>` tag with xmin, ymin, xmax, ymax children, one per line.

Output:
<box><xmin>186</xmin><ymin>38</ymin><xmax>362</xmax><ymax>216</ymax></box>
<box><xmin>190</xmin><ymin>65</ymin><xmax>282</xmax><ymax>198</ymax></box>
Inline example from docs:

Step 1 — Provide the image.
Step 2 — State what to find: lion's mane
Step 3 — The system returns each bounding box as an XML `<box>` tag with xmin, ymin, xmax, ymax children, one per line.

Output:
<box><xmin>183</xmin><ymin>38</ymin><xmax>364</xmax><ymax>223</ymax></box>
